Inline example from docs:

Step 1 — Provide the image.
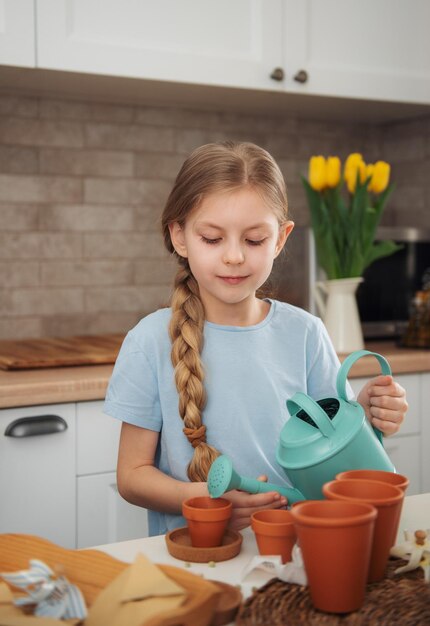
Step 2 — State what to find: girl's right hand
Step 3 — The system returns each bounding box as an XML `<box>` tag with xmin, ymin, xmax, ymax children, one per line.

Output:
<box><xmin>223</xmin><ymin>475</ymin><xmax>288</xmax><ymax>531</ymax></box>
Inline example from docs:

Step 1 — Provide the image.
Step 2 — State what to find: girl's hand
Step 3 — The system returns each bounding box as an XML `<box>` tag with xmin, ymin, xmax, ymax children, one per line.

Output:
<box><xmin>356</xmin><ymin>374</ymin><xmax>408</xmax><ymax>436</ymax></box>
<box><xmin>223</xmin><ymin>475</ymin><xmax>288</xmax><ymax>531</ymax></box>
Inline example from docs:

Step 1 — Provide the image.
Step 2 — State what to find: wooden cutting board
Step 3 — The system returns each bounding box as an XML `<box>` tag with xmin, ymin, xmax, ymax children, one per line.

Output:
<box><xmin>0</xmin><ymin>333</ymin><xmax>125</xmax><ymax>370</ymax></box>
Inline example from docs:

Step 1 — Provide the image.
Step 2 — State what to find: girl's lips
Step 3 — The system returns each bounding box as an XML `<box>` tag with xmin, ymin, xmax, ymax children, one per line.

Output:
<box><xmin>218</xmin><ymin>276</ymin><xmax>248</xmax><ymax>285</ymax></box>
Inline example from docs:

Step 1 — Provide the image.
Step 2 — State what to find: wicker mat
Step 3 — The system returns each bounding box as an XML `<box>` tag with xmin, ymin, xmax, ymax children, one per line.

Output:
<box><xmin>236</xmin><ymin>559</ymin><xmax>430</xmax><ymax>626</ymax></box>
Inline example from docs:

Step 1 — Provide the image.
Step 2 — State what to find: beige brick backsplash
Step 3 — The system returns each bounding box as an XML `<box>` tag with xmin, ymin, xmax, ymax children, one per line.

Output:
<box><xmin>0</xmin><ymin>92</ymin><xmax>428</xmax><ymax>338</ymax></box>
<box><xmin>84</xmin><ymin>177</ymin><xmax>142</xmax><ymax>205</ymax></box>
<box><xmin>39</xmin><ymin>233</ymin><xmax>83</xmax><ymax>258</ymax></box>
<box><xmin>0</xmin><ymin>261</ymin><xmax>39</xmax><ymax>287</ymax></box>
<box><xmin>39</xmin><ymin>100</ymin><xmax>91</xmax><ymax>121</ymax></box>
<box><xmin>0</xmin><ymin>289</ymin><xmax>11</xmax><ymax>314</ymax></box>
<box><xmin>0</xmin><ymin>174</ymin><xmax>82</xmax><ymax>203</ymax></box>
<box><xmin>0</xmin><ymin>118</ymin><xmax>85</xmax><ymax>148</ymax></box>
<box><xmin>173</xmin><ymin>128</ymin><xmax>226</xmax><ymax>154</ymax></box>
<box><xmin>0</xmin><ymin>316</ymin><xmax>41</xmax><ymax>339</ymax></box>
<box><xmin>84</xmin><ymin>177</ymin><xmax>170</xmax><ymax>207</ymax></box>
<box><xmin>135</xmin><ymin>205</ymin><xmax>163</xmax><ymax>232</ymax></box>
<box><xmin>10</xmin><ymin>288</ymin><xmax>84</xmax><ymax>316</ymax></box>
<box><xmin>135</xmin><ymin>152</ymin><xmax>184</xmax><ymax>179</ymax></box>
<box><xmin>89</xmin><ymin>102</ymin><xmax>136</xmax><ymax>124</ymax></box>
<box><xmin>41</xmin><ymin>260</ymin><xmax>133</xmax><ymax>286</ymax></box>
<box><xmin>382</xmin><ymin>136</ymin><xmax>426</xmax><ymax>163</ymax></box>
<box><xmin>0</xmin><ymin>146</ymin><xmax>39</xmax><ymax>174</ymax></box>
<box><xmin>39</xmin><ymin>311</ymin><xmax>138</xmax><ymax>337</ymax></box>
<box><xmin>39</xmin><ymin>148</ymin><xmax>134</xmax><ymax>177</ymax></box>
<box><xmin>0</xmin><ymin>95</ymin><xmax>38</xmax><ymax>118</ymax></box>
<box><xmin>39</xmin><ymin>204</ymin><xmax>135</xmax><ymax>231</ymax></box>
<box><xmin>0</xmin><ymin>204</ymin><xmax>39</xmax><ymax>230</ymax></box>
<box><xmin>0</xmin><ymin>233</ymin><xmax>41</xmax><ymax>259</ymax></box>
<box><xmin>84</xmin><ymin>122</ymin><xmax>175</xmax><ymax>151</ymax></box>
<box><xmin>134</xmin><ymin>257</ymin><xmax>177</xmax><ymax>285</ymax></box>
<box><xmin>83</xmin><ymin>232</ymin><xmax>165</xmax><ymax>259</ymax></box>
<box><xmin>85</xmin><ymin>285</ymin><xmax>171</xmax><ymax>313</ymax></box>
<box><xmin>388</xmin><ymin>185</ymin><xmax>426</xmax><ymax>213</ymax></box>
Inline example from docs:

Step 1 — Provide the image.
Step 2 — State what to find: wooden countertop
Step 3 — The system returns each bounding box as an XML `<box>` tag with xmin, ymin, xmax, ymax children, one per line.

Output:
<box><xmin>0</xmin><ymin>342</ymin><xmax>429</xmax><ymax>409</ymax></box>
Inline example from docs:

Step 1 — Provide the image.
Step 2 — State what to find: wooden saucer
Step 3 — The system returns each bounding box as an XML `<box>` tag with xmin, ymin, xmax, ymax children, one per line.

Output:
<box><xmin>165</xmin><ymin>527</ymin><xmax>242</xmax><ymax>563</ymax></box>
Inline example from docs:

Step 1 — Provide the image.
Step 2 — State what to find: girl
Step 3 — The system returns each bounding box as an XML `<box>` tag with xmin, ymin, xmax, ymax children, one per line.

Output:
<box><xmin>104</xmin><ymin>141</ymin><xmax>407</xmax><ymax>536</ymax></box>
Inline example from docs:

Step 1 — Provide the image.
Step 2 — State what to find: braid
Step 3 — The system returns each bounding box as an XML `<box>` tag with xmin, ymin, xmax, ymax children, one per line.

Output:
<box><xmin>169</xmin><ymin>263</ymin><xmax>221</xmax><ymax>481</ymax></box>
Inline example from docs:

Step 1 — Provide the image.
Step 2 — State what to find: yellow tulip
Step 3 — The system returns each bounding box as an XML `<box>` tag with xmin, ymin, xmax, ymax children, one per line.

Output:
<box><xmin>344</xmin><ymin>153</ymin><xmax>366</xmax><ymax>193</ymax></box>
<box><xmin>369</xmin><ymin>161</ymin><xmax>390</xmax><ymax>193</ymax></box>
<box><xmin>326</xmin><ymin>156</ymin><xmax>341</xmax><ymax>188</ymax></box>
<box><xmin>309</xmin><ymin>156</ymin><xmax>327</xmax><ymax>191</ymax></box>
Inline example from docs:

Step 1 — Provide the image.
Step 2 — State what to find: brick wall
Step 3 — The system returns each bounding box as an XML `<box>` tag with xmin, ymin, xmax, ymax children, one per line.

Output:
<box><xmin>0</xmin><ymin>93</ymin><xmax>428</xmax><ymax>339</ymax></box>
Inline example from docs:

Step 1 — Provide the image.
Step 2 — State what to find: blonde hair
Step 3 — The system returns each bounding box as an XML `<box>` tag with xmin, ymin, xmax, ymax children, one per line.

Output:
<box><xmin>161</xmin><ymin>141</ymin><xmax>289</xmax><ymax>482</ymax></box>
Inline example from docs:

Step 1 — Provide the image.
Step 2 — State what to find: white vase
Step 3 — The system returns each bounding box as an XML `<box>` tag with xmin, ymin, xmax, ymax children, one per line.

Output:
<box><xmin>314</xmin><ymin>277</ymin><xmax>364</xmax><ymax>354</ymax></box>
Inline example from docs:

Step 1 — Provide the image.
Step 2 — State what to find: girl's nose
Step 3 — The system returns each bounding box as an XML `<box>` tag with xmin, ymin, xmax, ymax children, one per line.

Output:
<box><xmin>223</xmin><ymin>242</ymin><xmax>245</xmax><ymax>265</ymax></box>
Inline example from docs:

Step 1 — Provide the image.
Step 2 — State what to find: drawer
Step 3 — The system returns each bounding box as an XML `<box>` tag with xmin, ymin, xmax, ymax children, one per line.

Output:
<box><xmin>77</xmin><ymin>472</ymin><xmax>148</xmax><ymax>548</ymax></box>
<box><xmin>76</xmin><ymin>400</ymin><xmax>121</xmax><ymax>475</ymax></box>
<box><xmin>384</xmin><ymin>435</ymin><xmax>421</xmax><ymax>495</ymax></box>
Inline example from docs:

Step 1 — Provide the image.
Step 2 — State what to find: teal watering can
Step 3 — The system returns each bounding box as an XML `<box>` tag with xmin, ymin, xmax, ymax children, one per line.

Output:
<box><xmin>276</xmin><ymin>349</ymin><xmax>395</xmax><ymax>500</ymax></box>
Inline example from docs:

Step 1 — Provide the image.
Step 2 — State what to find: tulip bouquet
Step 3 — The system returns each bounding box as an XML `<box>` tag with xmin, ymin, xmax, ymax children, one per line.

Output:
<box><xmin>302</xmin><ymin>153</ymin><xmax>402</xmax><ymax>279</ymax></box>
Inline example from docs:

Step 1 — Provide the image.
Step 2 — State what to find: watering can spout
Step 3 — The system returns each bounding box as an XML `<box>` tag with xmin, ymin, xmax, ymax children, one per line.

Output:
<box><xmin>207</xmin><ymin>454</ymin><xmax>305</xmax><ymax>505</ymax></box>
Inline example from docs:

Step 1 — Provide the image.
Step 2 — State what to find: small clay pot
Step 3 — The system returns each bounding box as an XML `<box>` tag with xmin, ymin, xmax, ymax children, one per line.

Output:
<box><xmin>323</xmin><ymin>478</ymin><xmax>404</xmax><ymax>582</ymax></box>
<box><xmin>336</xmin><ymin>469</ymin><xmax>409</xmax><ymax>492</ymax></box>
<box><xmin>182</xmin><ymin>497</ymin><xmax>232</xmax><ymax>548</ymax></box>
<box><xmin>251</xmin><ymin>509</ymin><xmax>296</xmax><ymax>563</ymax></box>
<box><xmin>291</xmin><ymin>499</ymin><xmax>377</xmax><ymax>614</ymax></box>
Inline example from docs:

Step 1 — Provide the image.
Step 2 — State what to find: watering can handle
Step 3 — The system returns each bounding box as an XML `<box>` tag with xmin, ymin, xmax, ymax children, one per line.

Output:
<box><xmin>336</xmin><ymin>349</ymin><xmax>392</xmax><ymax>444</ymax></box>
<box><xmin>287</xmin><ymin>391</ymin><xmax>336</xmax><ymax>438</ymax></box>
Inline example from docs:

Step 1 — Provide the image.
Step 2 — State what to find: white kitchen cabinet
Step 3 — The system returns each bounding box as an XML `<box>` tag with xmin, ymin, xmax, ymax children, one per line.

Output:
<box><xmin>77</xmin><ymin>472</ymin><xmax>148</xmax><ymax>549</ymax></box>
<box><xmin>36</xmin><ymin>0</ymin><xmax>283</xmax><ymax>92</ymax></box>
<box><xmin>349</xmin><ymin>373</ymin><xmax>422</xmax><ymax>495</ymax></box>
<box><xmin>0</xmin><ymin>0</ymin><xmax>35</xmax><ymax>67</ymax></box>
<box><xmin>282</xmin><ymin>0</ymin><xmax>430</xmax><ymax>105</ymax></box>
<box><xmin>76</xmin><ymin>400</ymin><xmax>148</xmax><ymax>548</ymax></box>
<box><xmin>420</xmin><ymin>373</ymin><xmax>430</xmax><ymax>493</ymax></box>
<box><xmin>34</xmin><ymin>0</ymin><xmax>430</xmax><ymax>106</ymax></box>
<box><xmin>0</xmin><ymin>403</ymin><xmax>76</xmax><ymax>548</ymax></box>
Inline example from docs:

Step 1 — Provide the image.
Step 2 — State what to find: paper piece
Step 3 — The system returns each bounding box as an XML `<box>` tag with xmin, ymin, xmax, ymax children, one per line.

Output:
<box><xmin>86</xmin><ymin>552</ymin><xmax>187</xmax><ymax>626</ymax></box>
<box><xmin>241</xmin><ymin>544</ymin><xmax>308</xmax><ymax>587</ymax></box>
<box><xmin>119</xmin><ymin>554</ymin><xmax>185</xmax><ymax>602</ymax></box>
<box><xmin>390</xmin><ymin>528</ymin><xmax>430</xmax><ymax>582</ymax></box>
<box><xmin>0</xmin><ymin>559</ymin><xmax>87</xmax><ymax>620</ymax></box>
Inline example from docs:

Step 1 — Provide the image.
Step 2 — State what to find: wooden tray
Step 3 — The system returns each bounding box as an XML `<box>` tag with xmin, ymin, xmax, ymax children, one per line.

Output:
<box><xmin>0</xmin><ymin>334</ymin><xmax>124</xmax><ymax>370</ymax></box>
<box><xmin>0</xmin><ymin>533</ymin><xmax>221</xmax><ymax>626</ymax></box>
<box><xmin>165</xmin><ymin>527</ymin><xmax>242</xmax><ymax>563</ymax></box>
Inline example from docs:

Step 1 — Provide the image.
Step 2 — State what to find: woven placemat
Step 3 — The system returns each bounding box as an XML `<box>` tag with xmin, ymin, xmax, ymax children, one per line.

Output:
<box><xmin>236</xmin><ymin>559</ymin><xmax>430</xmax><ymax>626</ymax></box>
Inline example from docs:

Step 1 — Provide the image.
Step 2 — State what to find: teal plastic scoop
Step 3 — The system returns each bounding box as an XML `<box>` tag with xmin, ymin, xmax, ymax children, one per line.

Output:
<box><xmin>207</xmin><ymin>454</ymin><xmax>305</xmax><ymax>504</ymax></box>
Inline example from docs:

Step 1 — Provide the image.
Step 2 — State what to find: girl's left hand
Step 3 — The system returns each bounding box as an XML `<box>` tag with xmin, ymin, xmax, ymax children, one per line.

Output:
<box><xmin>356</xmin><ymin>375</ymin><xmax>408</xmax><ymax>436</ymax></box>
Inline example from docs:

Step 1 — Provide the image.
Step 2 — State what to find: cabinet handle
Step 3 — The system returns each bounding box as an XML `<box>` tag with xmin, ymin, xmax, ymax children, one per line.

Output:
<box><xmin>4</xmin><ymin>415</ymin><xmax>68</xmax><ymax>438</ymax></box>
<box><xmin>294</xmin><ymin>69</ymin><xmax>308</xmax><ymax>83</ymax></box>
<box><xmin>270</xmin><ymin>67</ymin><xmax>285</xmax><ymax>81</ymax></box>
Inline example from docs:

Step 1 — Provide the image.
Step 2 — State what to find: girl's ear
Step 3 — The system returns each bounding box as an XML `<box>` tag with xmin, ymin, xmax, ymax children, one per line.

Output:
<box><xmin>168</xmin><ymin>222</ymin><xmax>188</xmax><ymax>258</ymax></box>
<box><xmin>274</xmin><ymin>220</ymin><xmax>294</xmax><ymax>258</ymax></box>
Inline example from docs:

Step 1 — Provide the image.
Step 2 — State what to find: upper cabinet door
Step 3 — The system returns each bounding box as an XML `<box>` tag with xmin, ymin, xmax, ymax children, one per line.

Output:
<box><xmin>0</xmin><ymin>0</ymin><xmax>35</xmax><ymax>67</ymax></box>
<box><xmin>283</xmin><ymin>0</ymin><xmax>430</xmax><ymax>105</ymax></box>
<box><xmin>36</xmin><ymin>0</ymin><xmax>283</xmax><ymax>91</ymax></box>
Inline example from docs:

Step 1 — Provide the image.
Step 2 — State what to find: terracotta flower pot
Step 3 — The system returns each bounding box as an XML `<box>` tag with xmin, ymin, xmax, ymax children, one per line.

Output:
<box><xmin>323</xmin><ymin>478</ymin><xmax>404</xmax><ymax>582</ymax></box>
<box><xmin>251</xmin><ymin>509</ymin><xmax>296</xmax><ymax>563</ymax></box>
<box><xmin>291</xmin><ymin>500</ymin><xmax>377</xmax><ymax>614</ymax></box>
<box><xmin>182</xmin><ymin>497</ymin><xmax>232</xmax><ymax>548</ymax></box>
<box><xmin>336</xmin><ymin>469</ymin><xmax>409</xmax><ymax>492</ymax></box>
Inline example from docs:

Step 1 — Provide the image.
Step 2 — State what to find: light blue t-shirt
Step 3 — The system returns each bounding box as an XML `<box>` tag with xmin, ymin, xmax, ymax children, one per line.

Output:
<box><xmin>104</xmin><ymin>299</ymin><xmax>346</xmax><ymax>536</ymax></box>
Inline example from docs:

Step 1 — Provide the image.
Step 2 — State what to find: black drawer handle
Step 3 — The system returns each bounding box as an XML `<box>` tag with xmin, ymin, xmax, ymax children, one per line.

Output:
<box><xmin>4</xmin><ymin>415</ymin><xmax>68</xmax><ymax>438</ymax></box>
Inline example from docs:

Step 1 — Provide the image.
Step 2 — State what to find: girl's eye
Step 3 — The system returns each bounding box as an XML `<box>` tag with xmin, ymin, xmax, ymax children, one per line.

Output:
<box><xmin>201</xmin><ymin>236</ymin><xmax>221</xmax><ymax>244</ymax></box>
<box><xmin>246</xmin><ymin>239</ymin><xmax>266</xmax><ymax>246</ymax></box>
